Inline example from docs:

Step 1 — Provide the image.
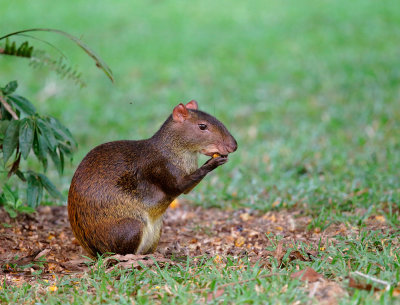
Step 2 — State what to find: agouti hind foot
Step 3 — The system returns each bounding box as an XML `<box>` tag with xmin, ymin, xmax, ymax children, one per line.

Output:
<box><xmin>90</xmin><ymin>218</ymin><xmax>144</xmax><ymax>256</ymax></box>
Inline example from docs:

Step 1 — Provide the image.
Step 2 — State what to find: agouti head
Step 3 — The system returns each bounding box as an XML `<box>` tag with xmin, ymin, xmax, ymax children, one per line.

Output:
<box><xmin>166</xmin><ymin>100</ymin><xmax>237</xmax><ymax>157</ymax></box>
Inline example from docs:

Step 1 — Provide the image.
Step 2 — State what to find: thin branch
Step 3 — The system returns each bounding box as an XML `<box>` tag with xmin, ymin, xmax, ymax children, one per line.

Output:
<box><xmin>352</xmin><ymin>271</ymin><xmax>391</xmax><ymax>290</ymax></box>
<box><xmin>0</xmin><ymin>95</ymin><xmax>18</xmax><ymax>120</ymax></box>
<box><xmin>17</xmin><ymin>33</ymin><xmax>67</xmax><ymax>59</ymax></box>
<box><xmin>0</xmin><ymin>28</ymin><xmax>114</xmax><ymax>82</ymax></box>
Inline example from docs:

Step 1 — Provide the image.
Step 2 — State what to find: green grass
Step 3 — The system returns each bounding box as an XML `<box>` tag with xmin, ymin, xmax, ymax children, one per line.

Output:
<box><xmin>1</xmin><ymin>0</ymin><xmax>400</xmax><ymax>303</ymax></box>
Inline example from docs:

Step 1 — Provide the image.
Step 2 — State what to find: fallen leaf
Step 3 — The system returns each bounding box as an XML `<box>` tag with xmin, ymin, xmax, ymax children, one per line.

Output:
<box><xmin>348</xmin><ymin>277</ymin><xmax>381</xmax><ymax>292</ymax></box>
<box><xmin>213</xmin><ymin>255</ymin><xmax>223</xmax><ymax>264</ymax></box>
<box><xmin>47</xmin><ymin>263</ymin><xmax>58</xmax><ymax>271</ymax></box>
<box><xmin>272</xmin><ymin>200</ymin><xmax>280</xmax><ymax>207</ymax></box>
<box><xmin>374</xmin><ymin>215</ymin><xmax>386</xmax><ymax>223</ymax></box>
<box><xmin>235</xmin><ymin>236</ymin><xmax>245</xmax><ymax>247</ymax></box>
<box><xmin>60</xmin><ymin>258</ymin><xmax>90</xmax><ymax>272</ymax></box>
<box><xmin>291</xmin><ymin>267</ymin><xmax>323</xmax><ymax>282</ymax></box>
<box><xmin>207</xmin><ymin>289</ymin><xmax>225</xmax><ymax>302</ymax></box>
<box><xmin>263</xmin><ymin>213</ymin><xmax>277</xmax><ymax>222</ymax></box>
<box><xmin>48</xmin><ymin>285</ymin><xmax>58</xmax><ymax>292</ymax></box>
<box><xmin>164</xmin><ymin>285</ymin><xmax>173</xmax><ymax>295</ymax></box>
<box><xmin>274</xmin><ymin>241</ymin><xmax>285</xmax><ymax>265</ymax></box>
<box><xmin>309</xmin><ymin>281</ymin><xmax>346</xmax><ymax>305</ymax></box>
<box><xmin>104</xmin><ymin>254</ymin><xmax>175</xmax><ymax>272</ymax></box>
<box><xmin>34</xmin><ymin>248</ymin><xmax>51</xmax><ymax>260</ymax></box>
<box><xmin>5</xmin><ymin>249</ymin><xmax>42</xmax><ymax>267</ymax></box>
<box><xmin>288</xmin><ymin>250</ymin><xmax>309</xmax><ymax>262</ymax></box>
<box><xmin>240</xmin><ymin>213</ymin><xmax>250</xmax><ymax>221</ymax></box>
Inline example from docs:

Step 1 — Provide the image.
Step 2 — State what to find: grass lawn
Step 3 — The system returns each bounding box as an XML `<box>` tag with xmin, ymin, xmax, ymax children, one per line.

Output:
<box><xmin>1</xmin><ymin>0</ymin><xmax>400</xmax><ymax>304</ymax></box>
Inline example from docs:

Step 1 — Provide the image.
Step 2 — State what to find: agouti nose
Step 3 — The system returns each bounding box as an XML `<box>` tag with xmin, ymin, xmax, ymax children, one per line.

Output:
<box><xmin>227</xmin><ymin>138</ymin><xmax>238</xmax><ymax>153</ymax></box>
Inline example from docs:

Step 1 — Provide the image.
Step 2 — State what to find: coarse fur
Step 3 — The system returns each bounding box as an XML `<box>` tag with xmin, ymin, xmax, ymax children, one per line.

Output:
<box><xmin>68</xmin><ymin>101</ymin><xmax>237</xmax><ymax>258</ymax></box>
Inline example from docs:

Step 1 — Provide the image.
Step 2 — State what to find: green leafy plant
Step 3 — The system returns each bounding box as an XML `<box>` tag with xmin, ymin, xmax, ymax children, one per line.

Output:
<box><xmin>0</xmin><ymin>80</ymin><xmax>75</xmax><ymax>214</ymax></box>
<box><xmin>0</xmin><ymin>29</ymin><xmax>113</xmax><ymax>216</ymax></box>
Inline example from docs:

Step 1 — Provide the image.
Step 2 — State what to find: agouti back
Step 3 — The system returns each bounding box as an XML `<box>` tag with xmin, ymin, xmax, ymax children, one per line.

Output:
<box><xmin>68</xmin><ymin>100</ymin><xmax>237</xmax><ymax>257</ymax></box>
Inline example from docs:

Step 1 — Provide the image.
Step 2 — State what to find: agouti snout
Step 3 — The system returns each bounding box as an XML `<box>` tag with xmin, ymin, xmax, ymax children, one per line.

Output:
<box><xmin>68</xmin><ymin>100</ymin><xmax>237</xmax><ymax>257</ymax></box>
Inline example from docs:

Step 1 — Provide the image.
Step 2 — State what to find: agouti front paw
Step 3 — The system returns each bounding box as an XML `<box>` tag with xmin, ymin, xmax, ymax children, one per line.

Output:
<box><xmin>203</xmin><ymin>155</ymin><xmax>228</xmax><ymax>170</ymax></box>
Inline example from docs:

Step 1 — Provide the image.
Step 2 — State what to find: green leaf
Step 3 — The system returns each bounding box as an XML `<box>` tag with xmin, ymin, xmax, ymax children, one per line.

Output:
<box><xmin>19</xmin><ymin>118</ymin><xmax>35</xmax><ymax>159</ymax></box>
<box><xmin>16</xmin><ymin>205</ymin><xmax>36</xmax><ymax>214</ymax></box>
<box><xmin>0</xmin><ymin>120</ymin><xmax>10</xmax><ymax>139</ymax></box>
<box><xmin>59</xmin><ymin>148</ymin><xmax>64</xmax><ymax>172</ymax></box>
<box><xmin>2</xmin><ymin>80</ymin><xmax>18</xmax><ymax>95</ymax></box>
<box><xmin>46</xmin><ymin>116</ymin><xmax>76</xmax><ymax>146</ymax></box>
<box><xmin>3</xmin><ymin>120</ymin><xmax>20</xmax><ymax>163</ymax></box>
<box><xmin>32</xmin><ymin>131</ymin><xmax>48</xmax><ymax>171</ymax></box>
<box><xmin>8</xmin><ymin>95</ymin><xmax>36</xmax><ymax>115</ymax></box>
<box><xmin>16</xmin><ymin>170</ymin><xmax>26</xmax><ymax>181</ymax></box>
<box><xmin>59</xmin><ymin>143</ymin><xmax>73</xmax><ymax>156</ymax></box>
<box><xmin>48</xmin><ymin>147</ymin><xmax>63</xmax><ymax>175</ymax></box>
<box><xmin>38</xmin><ymin>173</ymin><xmax>64</xmax><ymax>200</ymax></box>
<box><xmin>3</xmin><ymin>205</ymin><xmax>17</xmax><ymax>218</ymax></box>
<box><xmin>37</xmin><ymin>118</ymin><xmax>58</xmax><ymax>150</ymax></box>
<box><xmin>26</xmin><ymin>173</ymin><xmax>43</xmax><ymax>207</ymax></box>
<box><xmin>2</xmin><ymin>184</ymin><xmax>16</xmax><ymax>204</ymax></box>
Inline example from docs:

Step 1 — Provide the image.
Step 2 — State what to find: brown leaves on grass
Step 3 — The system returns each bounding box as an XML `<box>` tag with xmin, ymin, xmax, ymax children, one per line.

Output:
<box><xmin>291</xmin><ymin>268</ymin><xmax>346</xmax><ymax>305</ymax></box>
<box><xmin>104</xmin><ymin>254</ymin><xmax>175</xmax><ymax>272</ymax></box>
<box><xmin>259</xmin><ymin>239</ymin><xmax>316</xmax><ymax>270</ymax></box>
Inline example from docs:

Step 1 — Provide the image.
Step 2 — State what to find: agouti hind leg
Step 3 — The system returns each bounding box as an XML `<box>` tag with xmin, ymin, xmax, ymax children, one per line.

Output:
<box><xmin>97</xmin><ymin>217</ymin><xmax>144</xmax><ymax>255</ymax></box>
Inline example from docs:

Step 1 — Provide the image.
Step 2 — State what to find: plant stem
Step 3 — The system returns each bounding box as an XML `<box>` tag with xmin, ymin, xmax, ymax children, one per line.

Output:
<box><xmin>0</xmin><ymin>95</ymin><xmax>18</xmax><ymax>120</ymax></box>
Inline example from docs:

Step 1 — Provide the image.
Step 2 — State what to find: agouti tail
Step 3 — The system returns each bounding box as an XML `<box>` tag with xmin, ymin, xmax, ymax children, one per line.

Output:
<box><xmin>68</xmin><ymin>100</ymin><xmax>237</xmax><ymax>257</ymax></box>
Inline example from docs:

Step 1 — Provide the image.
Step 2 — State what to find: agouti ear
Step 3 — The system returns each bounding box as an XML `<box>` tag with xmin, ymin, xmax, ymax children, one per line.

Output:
<box><xmin>172</xmin><ymin>103</ymin><xmax>190</xmax><ymax>123</ymax></box>
<box><xmin>185</xmin><ymin>100</ymin><xmax>198</xmax><ymax>110</ymax></box>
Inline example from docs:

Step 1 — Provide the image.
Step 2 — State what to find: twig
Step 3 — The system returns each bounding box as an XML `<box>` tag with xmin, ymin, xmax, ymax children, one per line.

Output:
<box><xmin>0</xmin><ymin>94</ymin><xmax>18</xmax><ymax>120</ymax></box>
<box><xmin>352</xmin><ymin>271</ymin><xmax>391</xmax><ymax>290</ymax></box>
<box><xmin>191</xmin><ymin>272</ymin><xmax>283</xmax><ymax>294</ymax></box>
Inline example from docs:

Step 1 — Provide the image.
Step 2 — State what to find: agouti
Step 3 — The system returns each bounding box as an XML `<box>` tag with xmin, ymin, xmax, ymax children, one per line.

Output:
<box><xmin>68</xmin><ymin>100</ymin><xmax>237</xmax><ymax>257</ymax></box>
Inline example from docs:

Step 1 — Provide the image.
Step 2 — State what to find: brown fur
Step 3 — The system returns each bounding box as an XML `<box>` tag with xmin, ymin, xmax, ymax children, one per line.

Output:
<box><xmin>68</xmin><ymin>102</ymin><xmax>237</xmax><ymax>258</ymax></box>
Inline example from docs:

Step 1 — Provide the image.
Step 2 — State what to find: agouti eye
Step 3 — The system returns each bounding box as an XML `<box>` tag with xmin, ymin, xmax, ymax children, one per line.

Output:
<box><xmin>198</xmin><ymin>124</ymin><xmax>207</xmax><ymax>130</ymax></box>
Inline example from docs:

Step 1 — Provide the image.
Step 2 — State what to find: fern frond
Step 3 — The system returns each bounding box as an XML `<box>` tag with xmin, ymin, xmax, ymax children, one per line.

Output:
<box><xmin>0</xmin><ymin>38</ymin><xmax>33</xmax><ymax>58</ymax></box>
<box><xmin>29</xmin><ymin>51</ymin><xmax>86</xmax><ymax>87</ymax></box>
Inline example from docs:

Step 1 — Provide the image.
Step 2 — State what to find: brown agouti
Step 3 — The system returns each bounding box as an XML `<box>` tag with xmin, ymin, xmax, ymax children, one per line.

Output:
<box><xmin>68</xmin><ymin>100</ymin><xmax>237</xmax><ymax>257</ymax></box>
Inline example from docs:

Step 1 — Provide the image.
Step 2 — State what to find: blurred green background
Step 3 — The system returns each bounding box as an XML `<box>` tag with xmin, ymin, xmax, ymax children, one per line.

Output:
<box><xmin>1</xmin><ymin>0</ymin><xmax>399</xmax><ymax>215</ymax></box>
